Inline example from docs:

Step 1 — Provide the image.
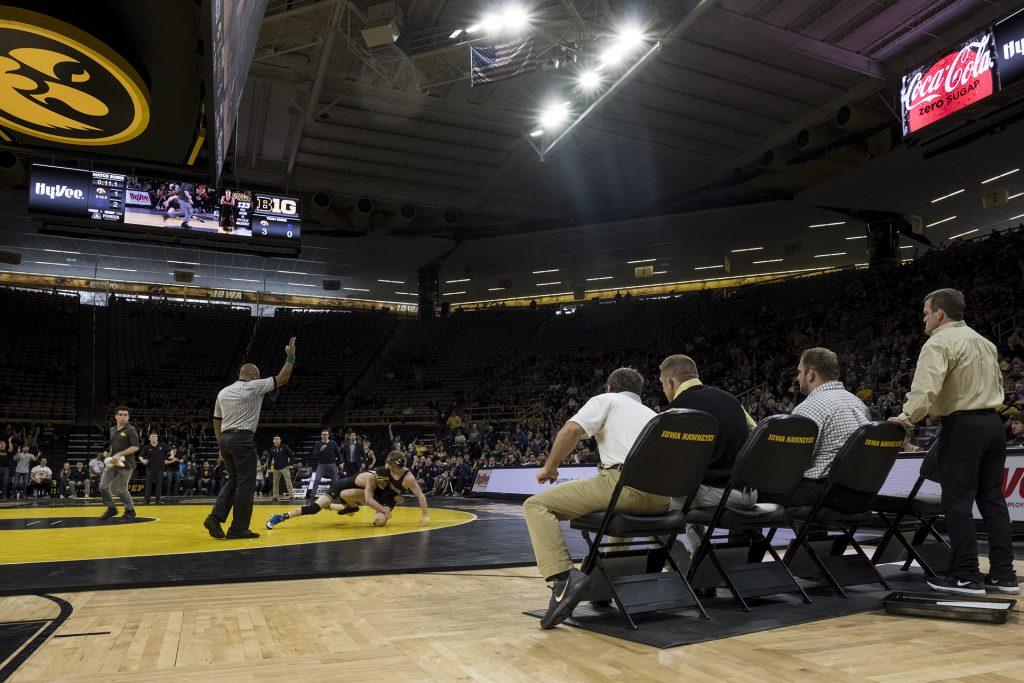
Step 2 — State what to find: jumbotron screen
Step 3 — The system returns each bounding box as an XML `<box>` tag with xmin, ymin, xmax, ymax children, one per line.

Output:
<box><xmin>28</xmin><ymin>164</ymin><xmax>300</xmax><ymax>242</ymax></box>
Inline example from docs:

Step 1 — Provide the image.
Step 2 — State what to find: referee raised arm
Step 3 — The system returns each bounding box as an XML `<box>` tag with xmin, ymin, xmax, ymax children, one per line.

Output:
<box><xmin>890</xmin><ymin>289</ymin><xmax>1017</xmax><ymax>596</ymax></box>
<box><xmin>204</xmin><ymin>337</ymin><xmax>296</xmax><ymax>539</ymax></box>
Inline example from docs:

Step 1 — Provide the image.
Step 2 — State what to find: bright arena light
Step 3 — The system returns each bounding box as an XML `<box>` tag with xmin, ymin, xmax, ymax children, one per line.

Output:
<box><xmin>501</xmin><ymin>5</ymin><xmax>529</xmax><ymax>31</ymax></box>
<box><xmin>480</xmin><ymin>12</ymin><xmax>502</xmax><ymax>34</ymax></box>
<box><xmin>539</xmin><ymin>102</ymin><xmax>569</xmax><ymax>130</ymax></box>
<box><xmin>579</xmin><ymin>70</ymin><xmax>601</xmax><ymax>91</ymax></box>
<box><xmin>616</xmin><ymin>25</ymin><xmax>645</xmax><ymax>51</ymax></box>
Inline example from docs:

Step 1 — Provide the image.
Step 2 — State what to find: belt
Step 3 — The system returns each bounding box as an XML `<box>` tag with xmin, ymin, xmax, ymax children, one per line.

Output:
<box><xmin>221</xmin><ymin>429</ymin><xmax>254</xmax><ymax>435</ymax></box>
<box><xmin>600</xmin><ymin>464</ymin><xmax>622</xmax><ymax>470</ymax></box>
<box><xmin>942</xmin><ymin>409</ymin><xmax>996</xmax><ymax>418</ymax></box>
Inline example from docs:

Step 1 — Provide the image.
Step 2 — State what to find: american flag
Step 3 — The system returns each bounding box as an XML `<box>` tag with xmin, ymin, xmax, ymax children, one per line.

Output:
<box><xmin>470</xmin><ymin>35</ymin><xmax>536</xmax><ymax>86</ymax></box>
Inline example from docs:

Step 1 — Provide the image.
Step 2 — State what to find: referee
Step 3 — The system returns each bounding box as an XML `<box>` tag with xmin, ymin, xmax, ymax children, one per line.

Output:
<box><xmin>890</xmin><ymin>289</ymin><xmax>1017</xmax><ymax>596</ymax></box>
<box><xmin>204</xmin><ymin>337</ymin><xmax>296</xmax><ymax>539</ymax></box>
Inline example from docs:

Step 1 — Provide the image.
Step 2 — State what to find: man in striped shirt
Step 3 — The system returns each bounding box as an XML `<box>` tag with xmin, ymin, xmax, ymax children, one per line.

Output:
<box><xmin>205</xmin><ymin>337</ymin><xmax>296</xmax><ymax>540</ymax></box>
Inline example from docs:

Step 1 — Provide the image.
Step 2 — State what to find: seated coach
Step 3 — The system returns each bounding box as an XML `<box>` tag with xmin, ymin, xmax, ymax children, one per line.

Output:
<box><xmin>523</xmin><ymin>368</ymin><xmax>670</xmax><ymax>629</ymax></box>
<box><xmin>764</xmin><ymin>347</ymin><xmax>872</xmax><ymax>512</ymax></box>
<box><xmin>659</xmin><ymin>355</ymin><xmax>757</xmax><ymax>510</ymax></box>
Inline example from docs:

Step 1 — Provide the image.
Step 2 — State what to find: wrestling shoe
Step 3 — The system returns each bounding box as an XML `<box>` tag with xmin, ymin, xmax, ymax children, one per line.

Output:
<box><xmin>983</xmin><ymin>573</ymin><xmax>1020</xmax><ymax>595</ymax></box>
<box><xmin>181</xmin><ymin>221</ymin><xmax>191</xmax><ymax>229</ymax></box>
<box><xmin>99</xmin><ymin>506</ymin><xmax>118</xmax><ymax>521</ymax></box>
<box><xmin>204</xmin><ymin>515</ymin><xmax>225</xmax><ymax>539</ymax></box>
<box><xmin>266</xmin><ymin>514</ymin><xmax>285</xmax><ymax>529</ymax></box>
<box><xmin>926</xmin><ymin>575</ymin><xmax>985</xmax><ymax>596</ymax></box>
<box><xmin>336</xmin><ymin>505</ymin><xmax>359</xmax><ymax>516</ymax></box>
<box><xmin>540</xmin><ymin>569</ymin><xmax>592</xmax><ymax>629</ymax></box>
<box><xmin>121</xmin><ymin>509</ymin><xmax>136</xmax><ymax>520</ymax></box>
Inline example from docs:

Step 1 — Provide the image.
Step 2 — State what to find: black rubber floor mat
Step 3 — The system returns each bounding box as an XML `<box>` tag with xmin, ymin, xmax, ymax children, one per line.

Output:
<box><xmin>525</xmin><ymin>567</ymin><xmax>928</xmax><ymax>649</ymax></box>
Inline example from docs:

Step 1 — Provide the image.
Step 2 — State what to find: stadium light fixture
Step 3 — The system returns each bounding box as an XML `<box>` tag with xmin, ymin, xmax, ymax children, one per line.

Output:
<box><xmin>586</xmin><ymin>276</ymin><xmax>613</xmax><ymax>281</ymax></box>
<box><xmin>446</xmin><ymin>278</ymin><xmax>471</xmax><ymax>283</ymax></box>
<box><xmin>1010</xmin><ymin>212</ymin><xmax>1024</xmax><ymax>221</ymax></box>
<box><xmin>813</xmin><ymin>252</ymin><xmax>846</xmax><ymax>258</ymax></box>
<box><xmin>449</xmin><ymin>29</ymin><xmax>463</xmax><ymax>39</ymax></box>
<box><xmin>287</xmin><ymin>282</ymin><xmax>316</xmax><ymax>287</ymax></box>
<box><xmin>949</xmin><ymin>228</ymin><xmax>979</xmax><ymax>239</ymax></box>
<box><xmin>730</xmin><ymin>246</ymin><xmax>762</xmax><ymax>253</ymax></box>
<box><xmin>539</xmin><ymin>102</ymin><xmax>570</xmax><ymax>131</ymax></box>
<box><xmin>845</xmin><ymin>235</ymin><xmax>866</xmax><ymax>240</ymax></box>
<box><xmin>808</xmin><ymin>221</ymin><xmax>845</xmax><ymax>228</ymax></box>
<box><xmin>465</xmin><ymin>24</ymin><xmax>481</xmax><ymax>33</ymax></box>
<box><xmin>443</xmin><ymin>291</ymin><xmax>466</xmax><ymax>296</ymax></box>
<box><xmin>981</xmin><ymin>168</ymin><xmax>1019</xmax><ymax>184</ymax></box>
<box><xmin>104</xmin><ymin>267</ymin><xmax>138</xmax><ymax>272</ymax></box>
<box><xmin>536</xmin><ymin>281</ymin><xmax>562</xmax><ymax>286</ymax></box>
<box><xmin>488</xmin><ymin>287</ymin><xmax>505</xmax><ymax>291</ymax></box>
<box><xmin>532</xmin><ymin>268</ymin><xmax>558</xmax><ymax>274</ymax></box>
<box><xmin>694</xmin><ymin>264</ymin><xmax>723</xmax><ymax>270</ymax></box>
<box><xmin>501</xmin><ymin>5</ymin><xmax>529</xmax><ymax>31</ymax></box>
<box><xmin>752</xmin><ymin>258</ymin><xmax>783</xmax><ymax>264</ymax></box>
<box><xmin>930</xmin><ymin>188</ymin><xmax>964</xmax><ymax>203</ymax></box>
<box><xmin>529</xmin><ymin>128</ymin><xmax>544</xmax><ymax>137</ymax></box>
<box><xmin>33</xmin><ymin>261</ymin><xmax>69</xmax><ymax>266</ymax></box>
<box><xmin>578</xmin><ymin>70</ymin><xmax>601</xmax><ymax>91</ymax></box>
<box><xmin>44</xmin><ymin>249</ymin><xmax>81</xmax><ymax>255</ymax></box>
<box><xmin>344</xmin><ymin>287</ymin><xmax>370</xmax><ymax>292</ymax></box>
<box><xmin>378</xmin><ymin>278</ymin><xmax>405</xmax><ymax>284</ymax></box>
<box><xmin>627</xmin><ymin>258</ymin><xmax>656</xmax><ymax>264</ymax></box>
<box><xmin>1009</xmin><ymin>192</ymin><xmax>1024</xmax><ymax>200</ymax></box>
<box><xmin>926</xmin><ymin>215</ymin><xmax>956</xmax><ymax>227</ymax></box>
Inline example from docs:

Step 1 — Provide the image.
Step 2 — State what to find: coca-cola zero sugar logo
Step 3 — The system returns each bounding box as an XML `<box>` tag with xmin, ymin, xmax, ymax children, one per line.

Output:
<box><xmin>900</xmin><ymin>31</ymin><xmax>996</xmax><ymax>136</ymax></box>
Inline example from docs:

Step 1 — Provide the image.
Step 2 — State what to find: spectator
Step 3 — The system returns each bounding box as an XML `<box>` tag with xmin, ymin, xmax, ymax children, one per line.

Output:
<box><xmin>13</xmin><ymin>445</ymin><xmax>36</xmax><ymax>499</ymax></box>
<box><xmin>88</xmin><ymin>452</ymin><xmax>106</xmax><ymax>495</ymax></box>
<box><xmin>57</xmin><ymin>461</ymin><xmax>73</xmax><ymax>498</ymax></box>
<box><xmin>70</xmin><ymin>460</ymin><xmax>90</xmax><ymax>498</ymax></box>
<box><xmin>0</xmin><ymin>438</ymin><xmax>11</xmax><ymax>499</ymax></box>
<box><xmin>1007</xmin><ymin>414</ymin><xmax>1024</xmax><ymax>447</ymax></box>
<box><xmin>165</xmin><ymin>447</ymin><xmax>182</xmax><ymax>497</ymax></box>
<box><xmin>30</xmin><ymin>457</ymin><xmax>52</xmax><ymax>498</ymax></box>
<box><xmin>198</xmin><ymin>461</ymin><xmax>213</xmax><ymax>495</ymax></box>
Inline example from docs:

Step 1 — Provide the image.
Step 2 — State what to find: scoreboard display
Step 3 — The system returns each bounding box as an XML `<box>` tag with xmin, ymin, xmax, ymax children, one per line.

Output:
<box><xmin>29</xmin><ymin>164</ymin><xmax>300</xmax><ymax>249</ymax></box>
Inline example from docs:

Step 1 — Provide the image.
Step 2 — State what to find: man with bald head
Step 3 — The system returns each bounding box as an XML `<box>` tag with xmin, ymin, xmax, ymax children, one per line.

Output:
<box><xmin>205</xmin><ymin>337</ymin><xmax>296</xmax><ymax>539</ymax></box>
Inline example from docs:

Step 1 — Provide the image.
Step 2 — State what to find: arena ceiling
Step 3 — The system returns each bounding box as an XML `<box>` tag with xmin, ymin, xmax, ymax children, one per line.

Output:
<box><xmin>3</xmin><ymin>0</ymin><xmax>1024</xmax><ymax>305</ymax></box>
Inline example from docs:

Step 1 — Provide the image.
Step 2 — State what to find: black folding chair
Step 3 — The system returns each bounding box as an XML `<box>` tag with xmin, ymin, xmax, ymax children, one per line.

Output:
<box><xmin>568</xmin><ymin>409</ymin><xmax>718</xmax><ymax>629</ymax></box>
<box><xmin>870</xmin><ymin>440</ymin><xmax>949</xmax><ymax>577</ymax></box>
<box><xmin>784</xmin><ymin>422</ymin><xmax>904</xmax><ymax>597</ymax></box>
<box><xmin>685</xmin><ymin>414</ymin><xmax>820</xmax><ymax>612</ymax></box>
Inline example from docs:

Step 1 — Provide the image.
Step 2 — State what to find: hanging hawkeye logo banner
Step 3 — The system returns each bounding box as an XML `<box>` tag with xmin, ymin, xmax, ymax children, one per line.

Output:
<box><xmin>0</xmin><ymin>7</ymin><xmax>149</xmax><ymax>145</ymax></box>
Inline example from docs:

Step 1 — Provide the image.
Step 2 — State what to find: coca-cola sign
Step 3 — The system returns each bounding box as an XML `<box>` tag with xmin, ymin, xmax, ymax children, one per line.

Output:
<box><xmin>900</xmin><ymin>30</ymin><xmax>996</xmax><ymax>136</ymax></box>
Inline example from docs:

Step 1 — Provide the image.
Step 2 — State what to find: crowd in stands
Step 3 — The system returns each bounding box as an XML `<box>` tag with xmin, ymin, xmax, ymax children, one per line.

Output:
<box><xmin>5</xmin><ymin>228</ymin><xmax>1024</xmax><ymax>503</ymax></box>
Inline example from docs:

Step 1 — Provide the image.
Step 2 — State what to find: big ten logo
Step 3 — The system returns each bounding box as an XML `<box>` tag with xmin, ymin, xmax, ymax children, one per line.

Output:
<box><xmin>660</xmin><ymin>430</ymin><xmax>714</xmax><ymax>442</ymax></box>
<box><xmin>255</xmin><ymin>195</ymin><xmax>299</xmax><ymax>216</ymax></box>
<box><xmin>767</xmin><ymin>434</ymin><xmax>815</xmax><ymax>444</ymax></box>
<box><xmin>1002</xmin><ymin>467</ymin><xmax>1024</xmax><ymax>499</ymax></box>
<box><xmin>0</xmin><ymin>7</ymin><xmax>149</xmax><ymax>145</ymax></box>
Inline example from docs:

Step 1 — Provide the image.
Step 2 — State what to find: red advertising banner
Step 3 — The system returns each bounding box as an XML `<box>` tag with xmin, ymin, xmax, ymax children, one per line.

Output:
<box><xmin>900</xmin><ymin>30</ymin><xmax>997</xmax><ymax>136</ymax></box>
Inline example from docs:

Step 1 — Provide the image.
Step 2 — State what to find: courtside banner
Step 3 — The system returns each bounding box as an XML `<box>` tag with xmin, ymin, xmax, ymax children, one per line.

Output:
<box><xmin>900</xmin><ymin>30</ymin><xmax>996</xmax><ymax>135</ymax></box>
<box><xmin>881</xmin><ymin>452</ymin><xmax>1024</xmax><ymax>521</ymax></box>
<box><xmin>472</xmin><ymin>466</ymin><xmax>598</xmax><ymax>495</ymax></box>
<box><xmin>995</xmin><ymin>8</ymin><xmax>1024</xmax><ymax>89</ymax></box>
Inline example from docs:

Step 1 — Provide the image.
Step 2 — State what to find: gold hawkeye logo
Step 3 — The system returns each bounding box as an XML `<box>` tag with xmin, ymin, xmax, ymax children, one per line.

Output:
<box><xmin>0</xmin><ymin>7</ymin><xmax>149</xmax><ymax>145</ymax></box>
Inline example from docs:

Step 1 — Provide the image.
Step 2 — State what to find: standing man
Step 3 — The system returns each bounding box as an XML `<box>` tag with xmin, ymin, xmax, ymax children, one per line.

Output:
<box><xmin>13</xmin><ymin>445</ymin><xmax>36</xmax><ymax>500</ymax></box>
<box><xmin>206</xmin><ymin>337</ymin><xmax>296</xmax><ymax>540</ymax></box>
<box><xmin>139</xmin><ymin>431</ymin><xmax>170</xmax><ymax>504</ymax></box>
<box><xmin>523</xmin><ymin>368</ymin><xmax>670</xmax><ymax>629</ymax></box>
<box><xmin>309</xmin><ymin>429</ymin><xmax>342</xmax><ymax>498</ymax></box>
<box><xmin>890</xmin><ymin>289</ymin><xmax>1017</xmax><ymax>596</ymax></box>
<box><xmin>266</xmin><ymin>435</ymin><xmax>295</xmax><ymax>501</ymax></box>
<box><xmin>342</xmin><ymin>432</ymin><xmax>364</xmax><ymax>476</ymax></box>
<box><xmin>165</xmin><ymin>446</ymin><xmax>182</xmax><ymax>498</ymax></box>
<box><xmin>99</xmin><ymin>406</ymin><xmax>140</xmax><ymax>520</ymax></box>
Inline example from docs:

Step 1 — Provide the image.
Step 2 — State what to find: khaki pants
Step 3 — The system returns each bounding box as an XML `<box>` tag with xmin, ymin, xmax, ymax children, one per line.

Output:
<box><xmin>672</xmin><ymin>485</ymin><xmax>758</xmax><ymax>551</ymax></box>
<box><xmin>523</xmin><ymin>468</ymin><xmax>670</xmax><ymax>580</ymax></box>
<box><xmin>272</xmin><ymin>467</ymin><xmax>293</xmax><ymax>498</ymax></box>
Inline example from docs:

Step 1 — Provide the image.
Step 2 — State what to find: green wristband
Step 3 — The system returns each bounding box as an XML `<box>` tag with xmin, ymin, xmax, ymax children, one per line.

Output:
<box><xmin>286</xmin><ymin>354</ymin><xmax>296</xmax><ymax>363</ymax></box>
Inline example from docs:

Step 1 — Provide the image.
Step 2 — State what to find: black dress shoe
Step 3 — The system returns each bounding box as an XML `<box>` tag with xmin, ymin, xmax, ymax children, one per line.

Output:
<box><xmin>225</xmin><ymin>529</ymin><xmax>260</xmax><ymax>540</ymax></box>
<box><xmin>99</xmin><ymin>506</ymin><xmax>118</xmax><ymax>521</ymax></box>
<box><xmin>540</xmin><ymin>569</ymin><xmax>592</xmax><ymax>629</ymax></box>
<box><xmin>204</xmin><ymin>515</ymin><xmax>225</xmax><ymax>539</ymax></box>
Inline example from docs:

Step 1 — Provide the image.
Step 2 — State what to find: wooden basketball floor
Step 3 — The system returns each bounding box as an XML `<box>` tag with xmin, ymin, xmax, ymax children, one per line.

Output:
<box><xmin>2</xmin><ymin>557</ymin><xmax>1021</xmax><ymax>682</ymax></box>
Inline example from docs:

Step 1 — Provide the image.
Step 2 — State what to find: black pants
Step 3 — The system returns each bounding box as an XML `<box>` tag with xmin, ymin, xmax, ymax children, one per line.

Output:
<box><xmin>212</xmin><ymin>430</ymin><xmax>257</xmax><ymax>533</ymax></box>
<box><xmin>935</xmin><ymin>412</ymin><xmax>1014</xmax><ymax>581</ymax></box>
<box><xmin>144</xmin><ymin>468</ymin><xmax>164</xmax><ymax>503</ymax></box>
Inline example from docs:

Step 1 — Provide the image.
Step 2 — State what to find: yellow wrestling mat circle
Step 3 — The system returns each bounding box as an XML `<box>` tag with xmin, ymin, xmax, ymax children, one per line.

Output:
<box><xmin>0</xmin><ymin>504</ymin><xmax>475</xmax><ymax>565</ymax></box>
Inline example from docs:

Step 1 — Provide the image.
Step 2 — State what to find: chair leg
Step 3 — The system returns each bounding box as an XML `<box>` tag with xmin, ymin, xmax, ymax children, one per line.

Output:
<box><xmin>708</xmin><ymin>547</ymin><xmax>750</xmax><ymax>612</ymax></box>
<box><xmin>663</xmin><ymin>536</ymin><xmax>708</xmax><ymax>620</ymax></box>
<box><xmin>847</xmin><ymin>528</ymin><xmax>891</xmax><ymax>591</ymax></box>
<box><xmin>765</xmin><ymin>539</ymin><xmax>812</xmax><ymax>604</ymax></box>
<box><xmin>924</xmin><ymin>518</ymin><xmax>951</xmax><ymax>550</ymax></box>
<box><xmin>592</xmin><ymin>553</ymin><xmax>638</xmax><ymax>630</ymax></box>
<box><xmin>801</xmin><ymin>536</ymin><xmax>848</xmax><ymax>598</ymax></box>
<box><xmin>871</xmin><ymin>512</ymin><xmax>898</xmax><ymax>566</ymax></box>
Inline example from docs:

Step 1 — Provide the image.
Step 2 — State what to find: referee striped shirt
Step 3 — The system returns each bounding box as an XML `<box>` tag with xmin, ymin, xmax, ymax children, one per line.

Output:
<box><xmin>214</xmin><ymin>377</ymin><xmax>276</xmax><ymax>432</ymax></box>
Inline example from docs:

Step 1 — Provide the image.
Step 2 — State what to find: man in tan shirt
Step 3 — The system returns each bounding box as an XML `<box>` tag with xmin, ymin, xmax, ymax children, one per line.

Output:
<box><xmin>891</xmin><ymin>288</ymin><xmax>1017</xmax><ymax>596</ymax></box>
